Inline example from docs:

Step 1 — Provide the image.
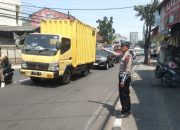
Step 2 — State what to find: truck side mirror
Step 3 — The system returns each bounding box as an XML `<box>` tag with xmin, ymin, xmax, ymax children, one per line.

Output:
<box><xmin>56</xmin><ymin>42</ymin><xmax>61</xmax><ymax>49</ymax></box>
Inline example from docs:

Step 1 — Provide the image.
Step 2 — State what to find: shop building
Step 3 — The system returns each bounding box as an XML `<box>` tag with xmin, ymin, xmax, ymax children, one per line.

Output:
<box><xmin>153</xmin><ymin>0</ymin><xmax>180</xmax><ymax>68</ymax></box>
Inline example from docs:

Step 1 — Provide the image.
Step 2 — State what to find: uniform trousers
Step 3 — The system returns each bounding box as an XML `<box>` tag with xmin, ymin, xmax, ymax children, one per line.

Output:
<box><xmin>119</xmin><ymin>76</ymin><xmax>131</xmax><ymax>112</ymax></box>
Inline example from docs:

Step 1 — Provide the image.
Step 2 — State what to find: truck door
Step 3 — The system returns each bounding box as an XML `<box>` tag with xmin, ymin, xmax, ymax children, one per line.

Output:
<box><xmin>59</xmin><ymin>38</ymin><xmax>72</xmax><ymax>72</ymax></box>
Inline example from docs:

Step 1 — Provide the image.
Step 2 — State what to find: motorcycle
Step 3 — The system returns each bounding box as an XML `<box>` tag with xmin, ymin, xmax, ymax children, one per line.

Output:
<box><xmin>155</xmin><ymin>62</ymin><xmax>180</xmax><ymax>87</ymax></box>
<box><xmin>2</xmin><ymin>56</ymin><xmax>14</xmax><ymax>84</ymax></box>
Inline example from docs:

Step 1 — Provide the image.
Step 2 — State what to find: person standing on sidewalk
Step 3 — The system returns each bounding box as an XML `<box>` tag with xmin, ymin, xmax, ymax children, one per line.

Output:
<box><xmin>0</xmin><ymin>48</ymin><xmax>5</xmax><ymax>88</ymax></box>
<box><xmin>118</xmin><ymin>42</ymin><xmax>133</xmax><ymax>116</ymax></box>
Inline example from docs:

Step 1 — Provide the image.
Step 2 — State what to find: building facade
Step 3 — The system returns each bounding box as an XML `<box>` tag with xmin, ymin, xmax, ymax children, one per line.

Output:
<box><xmin>0</xmin><ymin>0</ymin><xmax>22</xmax><ymax>26</ymax></box>
<box><xmin>30</xmin><ymin>8</ymin><xmax>75</xmax><ymax>27</ymax></box>
<box><xmin>153</xmin><ymin>0</ymin><xmax>180</xmax><ymax>68</ymax></box>
<box><xmin>113</xmin><ymin>33</ymin><xmax>127</xmax><ymax>44</ymax></box>
<box><xmin>130</xmin><ymin>32</ymin><xmax>138</xmax><ymax>44</ymax></box>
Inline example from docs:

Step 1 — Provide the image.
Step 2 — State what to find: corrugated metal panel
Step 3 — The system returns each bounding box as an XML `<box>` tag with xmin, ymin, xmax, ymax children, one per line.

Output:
<box><xmin>40</xmin><ymin>20</ymin><xmax>96</xmax><ymax>67</ymax></box>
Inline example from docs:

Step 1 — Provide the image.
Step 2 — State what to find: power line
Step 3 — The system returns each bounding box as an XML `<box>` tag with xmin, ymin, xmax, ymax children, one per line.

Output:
<box><xmin>1</xmin><ymin>1</ymin><xmax>135</xmax><ymax>11</ymax></box>
<box><xmin>53</xmin><ymin>6</ymin><xmax>134</xmax><ymax>11</ymax></box>
<box><xmin>0</xmin><ymin>7</ymin><xmax>59</xmax><ymax>19</ymax></box>
<box><xmin>0</xmin><ymin>1</ymin><xmax>20</xmax><ymax>6</ymax></box>
<box><xmin>22</xmin><ymin>5</ymin><xmax>134</xmax><ymax>11</ymax></box>
<box><xmin>0</xmin><ymin>12</ymin><xmax>39</xmax><ymax>24</ymax></box>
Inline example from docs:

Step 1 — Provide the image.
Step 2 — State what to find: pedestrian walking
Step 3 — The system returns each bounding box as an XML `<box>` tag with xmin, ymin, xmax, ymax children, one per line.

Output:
<box><xmin>118</xmin><ymin>42</ymin><xmax>133</xmax><ymax>117</ymax></box>
<box><xmin>0</xmin><ymin>48</ymin><xmax>5</xmax><ymax>88</ymax></box>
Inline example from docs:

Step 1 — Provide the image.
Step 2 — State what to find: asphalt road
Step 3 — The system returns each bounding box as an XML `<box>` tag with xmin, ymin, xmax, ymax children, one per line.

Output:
<box><xmin>0</xmin><ymin>56</ymin><xmax>142</xmax><ymax>130</ymax></box>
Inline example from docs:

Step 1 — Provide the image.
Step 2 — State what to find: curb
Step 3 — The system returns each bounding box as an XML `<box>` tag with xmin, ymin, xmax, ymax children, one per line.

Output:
<box><xmin>85</xmin><ymin>88</ymin><xmax>119</xmax><ymax>130</ymax></box>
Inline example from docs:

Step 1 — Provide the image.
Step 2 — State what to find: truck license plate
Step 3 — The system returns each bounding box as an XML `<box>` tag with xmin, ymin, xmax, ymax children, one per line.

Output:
<box><xmin>31</xmin><ymin>71</ymin><xmax>41</xmax><ymax>75</ymax></box>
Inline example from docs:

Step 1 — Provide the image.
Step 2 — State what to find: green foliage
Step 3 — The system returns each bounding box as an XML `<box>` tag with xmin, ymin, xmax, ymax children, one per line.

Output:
<box><xmin>137</xmin><ymin>40</ymin><xmax>145</xmax><ymax>48</ymax></box>
<box><xmin>134</xmin><ymin>0</ymin><xmax>159</xmax><ymax>64</ymax></box>
<box><xmin>134</xmin><ymin>0</ymin><xmax>158</xmax><ymax>27</ymax></box>
<box><xmin>96</xmin><ymin>16</ymin><xmax>116</xmax><ymax>44</ymax></box>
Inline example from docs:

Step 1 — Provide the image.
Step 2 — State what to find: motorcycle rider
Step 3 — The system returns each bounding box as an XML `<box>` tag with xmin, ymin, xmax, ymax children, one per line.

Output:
<box><xmin>0</xmin><ymin>47</ymin><xmax>5</xmax><ymax>88</ymax></box>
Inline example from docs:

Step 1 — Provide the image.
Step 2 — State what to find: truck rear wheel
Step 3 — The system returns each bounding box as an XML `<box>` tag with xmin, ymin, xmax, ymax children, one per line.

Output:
<box><xmin>61</xmin><ymin>68</ymin><xmax>71</xmax><ymax>84</ymax></box>
<box><xmin>30</xmin><ymin>77</ymin><xmax>41</xmax><ymax>83</ymax></box>
<box><xmin>81</xmin><ymin>65</ymin><xmax>90</xmax><ymax>77</ymax></box>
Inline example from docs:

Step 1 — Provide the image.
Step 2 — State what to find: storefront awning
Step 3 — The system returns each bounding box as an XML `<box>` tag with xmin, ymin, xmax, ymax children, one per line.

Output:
<box><xmin>167</xmin><ymin>36</ymin><xmax>180</xmax><ymax>47</ymax></box>
<box><xmin>152</xmin><ymin>35</ymin><xmax>166</xmax><ymax>42</ymax></box>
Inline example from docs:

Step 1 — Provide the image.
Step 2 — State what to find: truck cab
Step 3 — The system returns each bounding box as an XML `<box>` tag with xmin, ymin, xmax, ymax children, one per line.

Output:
<box><xmin>20</xmin><ymin>33</ymin><xmax>73</xmax><ymax>84</ymax></box>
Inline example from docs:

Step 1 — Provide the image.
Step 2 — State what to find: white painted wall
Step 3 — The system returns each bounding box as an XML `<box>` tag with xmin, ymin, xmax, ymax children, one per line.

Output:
<box><xmin>0</xmin><ymin>0</ymin><xmax>22</xmax><ymax>26</ymax></box>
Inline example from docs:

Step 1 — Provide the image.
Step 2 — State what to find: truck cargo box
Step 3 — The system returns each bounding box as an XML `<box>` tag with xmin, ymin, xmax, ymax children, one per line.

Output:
<box><xmin>41</xmin><ymin>20</ymin><xmax>96</xmax><ymax>67</ymax></box>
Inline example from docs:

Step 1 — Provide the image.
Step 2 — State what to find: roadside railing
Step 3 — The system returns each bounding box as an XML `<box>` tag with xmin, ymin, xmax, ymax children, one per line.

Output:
<box><xmin>0</xmin><ymin>45</ymin><xmax>23</xmax><ymax>64</ymax></box>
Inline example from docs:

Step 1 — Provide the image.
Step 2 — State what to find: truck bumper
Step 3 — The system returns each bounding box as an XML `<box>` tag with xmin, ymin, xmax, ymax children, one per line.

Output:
<box><xmin>20</xmin><ymin>69</ymin><xmax>59</xmax><ymax>79</ymax></box>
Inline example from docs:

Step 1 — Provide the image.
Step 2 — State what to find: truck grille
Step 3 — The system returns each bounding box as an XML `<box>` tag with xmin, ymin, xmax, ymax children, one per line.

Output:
<box><xmin>26</xmin><ymin>62</ymin><xmax>49</xmax><ymax>71</ymax></box>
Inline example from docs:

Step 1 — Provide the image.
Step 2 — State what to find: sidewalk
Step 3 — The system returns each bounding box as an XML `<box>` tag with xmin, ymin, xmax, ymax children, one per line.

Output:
<box><xmin>122</xmin><ymin>60</ymin><xmax>157</xmax><ymax>130</ymax></box>
<box><xmin>112</xmin><ymin>58</ymin><xmax>180</xmax><ymax>130</ymax></box>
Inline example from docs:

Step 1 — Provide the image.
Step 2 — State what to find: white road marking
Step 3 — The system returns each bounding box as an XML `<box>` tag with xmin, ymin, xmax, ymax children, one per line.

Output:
<box><xmin>112</xmin><ymin>56</ymin><xmax>144</xmax><ymax>129</ymax></box>
<box><xmin>12</xmin><ymin>78</ymin><xmax>30</xmax><ymax>84</ymax></box>
<box><xmin>18</xmin><ymin>78</ymin><xmax>30</xmax><ymax>82</ymax></box>
<box><xmin>113</xmin><ymin>118</ymin><xmax>122</xmax><ymax>128</ymax></box>
<box><xmin>13</xmin><ymin>81</ymin><xmax>18</xmax><ymax>84</ymax></box>
<box><xmin>113</xmin><ymin>102</ymin><xmax>122</xmax><ymax>128</ymax></box>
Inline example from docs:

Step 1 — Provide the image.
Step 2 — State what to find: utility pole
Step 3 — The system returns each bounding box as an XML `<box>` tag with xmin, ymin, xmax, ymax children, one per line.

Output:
<box><xmin>67</xmin><ymin>11</ymin><xmax>70</xmax><ymax>19</ymax></box>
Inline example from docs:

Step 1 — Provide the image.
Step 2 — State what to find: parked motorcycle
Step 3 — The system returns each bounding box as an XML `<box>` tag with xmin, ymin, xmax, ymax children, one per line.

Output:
<box><xmin>2</xmin><ymin>56</ymin><xmax>14</xmax><ymax>84</ymax></box>
<box><xmin>155</xmin><ymin>63</ymin><xmax>180</xmax><ymax>87</ymax></box>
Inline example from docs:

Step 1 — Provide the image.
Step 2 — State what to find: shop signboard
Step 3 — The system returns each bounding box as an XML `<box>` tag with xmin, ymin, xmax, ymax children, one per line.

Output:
<box><xmin>164</xmin><ymin>0</ymin><xmax>180</xmax><ymax>28</ymax></box>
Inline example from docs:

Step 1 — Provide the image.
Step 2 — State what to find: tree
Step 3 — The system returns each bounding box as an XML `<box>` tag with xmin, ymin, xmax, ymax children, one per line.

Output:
<box><xmin>134</xmin><ymin>0</ymin><xmax>159</xmax><ymax>64</ymax></box>
<box><xmin>137</xmin><ymin>40</ymin><xmax>145</xmax><ymax>48</ymax></box>
<box><xmin>96</xmin><ymin>16</ymin><xmax>116</xmax><ymax>44</ymax></box>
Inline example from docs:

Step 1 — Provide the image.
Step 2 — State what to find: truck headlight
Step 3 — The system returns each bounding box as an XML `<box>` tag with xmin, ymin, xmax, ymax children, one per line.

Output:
<box><xmin>21</xmin><ymin>60</ymin><xmax>27</xmax><ymax>68</ymax></box>
<box><xmin>48</xmin><ymin>63</ymin><xmax>59</xmax><ymax>71</ymax></box>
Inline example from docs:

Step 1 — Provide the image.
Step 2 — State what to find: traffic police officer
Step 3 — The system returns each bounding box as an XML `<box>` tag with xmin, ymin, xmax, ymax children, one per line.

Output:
<box><xmin>119</xmin><ymin>42</ymin><xmax>132</xmax><ymax>116</ymax></box>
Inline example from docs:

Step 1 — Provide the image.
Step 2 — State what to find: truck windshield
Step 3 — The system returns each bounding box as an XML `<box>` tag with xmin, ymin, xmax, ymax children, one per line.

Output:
<box><xmin>23</xmin><ymin>34</ymin><xmax>59</xmax><ymax>55</ymax></box>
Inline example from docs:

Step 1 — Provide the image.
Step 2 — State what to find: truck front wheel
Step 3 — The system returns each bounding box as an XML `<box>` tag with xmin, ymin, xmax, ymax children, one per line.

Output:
<box><xmin>61</xmin><ymin>68</ymin><xmax>71</xmax><ymax>84</ymax></box>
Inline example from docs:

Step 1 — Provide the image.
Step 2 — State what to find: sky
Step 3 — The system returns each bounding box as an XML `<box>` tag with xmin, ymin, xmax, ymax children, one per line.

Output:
<box><xmin>21</xmin><ymin>0</ymin><xmax>153</xmax><ymax>41</ymax></box>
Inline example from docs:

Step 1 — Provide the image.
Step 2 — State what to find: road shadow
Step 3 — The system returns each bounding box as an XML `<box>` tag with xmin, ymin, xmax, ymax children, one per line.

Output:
<box><xmin>90</xmin><ymin>66</ymin><xmax>114</xmax><ymax>71</ymax></box>
<box><xmin>70</xmin><ymin>72</ymin><xmax>93</xmax><ymax>81</ymax></box>
<box><xmin>20</xmin><ymin>79</ymin><xmax>64</xmax><ymax>88</ymax></box>
<box><xmin>88</xmin><ymin>100</ymin><xmax>116</xmax><ymax>117</ymax></box>
<box><xmin>20</xmin><ymin>72</ymin><xmax>93</xmax><ymax>88</ymax></box>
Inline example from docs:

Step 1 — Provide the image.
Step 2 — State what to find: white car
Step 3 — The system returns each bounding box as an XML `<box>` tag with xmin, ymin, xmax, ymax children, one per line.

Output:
<box><xmin>134</xmin><ymin>47</ymin><xmax>141</xmax><ymax>56</ymax></box>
